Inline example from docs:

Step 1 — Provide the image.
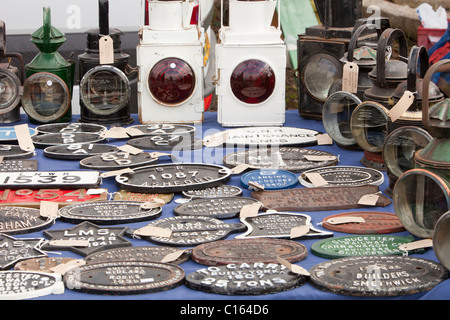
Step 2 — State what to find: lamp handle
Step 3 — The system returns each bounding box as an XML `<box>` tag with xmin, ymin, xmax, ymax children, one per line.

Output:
<box><xmin>347</xmin><ymin>23</ymin><xmax>381</xmax><ymax>63</ymax></box>
<box><xmin>406</xmin><ymin>45</ymin><xmax>428</xmax><ymax>93</ymax></box>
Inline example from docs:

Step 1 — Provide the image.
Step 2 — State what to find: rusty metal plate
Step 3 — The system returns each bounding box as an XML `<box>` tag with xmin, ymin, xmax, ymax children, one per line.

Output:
<box><xmin>0</xmin><ymin>188</ymin><xmax>108</xmax><ymax>208</ymax></box>
<box><xmin>299</xmin><ymin>166</ymin><xmax>385</xmax><ymax>188</ymax></box>
<box><xmin>35</xmin><ymin>123</ymin><xmax>107</xmax><ymax>134</ymax></box>
<box><xmin>311</xmin><ymin>235</ymin><xmax>422</xmax><ymax>259</ymax></box>
<box><xmin>0</xmin><ymin>271</ymin><xmax>64</xmax><ymax>299</ymax></box>
<box><xmin>0</xmin><ymin>126</ymin><xmax>37</xmax><ymax>143</ymax></box>
<box><xmin>44</xmin><ymin>143</ymin><xmax>120</xmax><ymax>160</ymax></box>
<box><xmin>127</xmin><ymin>135</ymin><xmax>203</xmax><ymax>151</ymax></box>
<box><xmin>0</xmin><ymin>159</ymin><xmax>38</xmax><ymax>172</ymax></box>
<box><xmin>251</xmin><ymin>185</ymin><xmax>392</xmax><ymax>212</ymax></box>
<box><xmin>241</xmin><ymin>169</ymin><xmax>298</xmax><ymax>190</ymax></box>
<box><xmin>14</xmin><ymin>257</ymin><xmax>80</xmax><ymax>272</ymax></box>
<box><xmin>63</xmin><ymin>261</ymin><xmax>185</xmax><ymax>295</ymax></box>
<box><xmin>203</xmin><ymin>127</ymin><xmax>319</xmax><ymax>148</ymax></box>
<box><xmin>0</xmin><ymin>171</ymin><xmax>102</xmax><ymax>190</ymax></box>
<box><xmin>0</xmin><ymin>234</ymin><xmax>46</xmax><ymax>270</ymax></box>
<box><xmin>127</xmin><ymin>124</ymin><xmax>196</xmax><ymax>136</ymax></box>
<box><xmin>85</xmin><ymin>246</ymin><xmax>192</xmax><ymax>265</ymax></box>
<box><xmin>236</xmin><ymin>211</ymin><xmax>333</xmax><ymax>240</ymax></box>
<box><xmin>191</xmin><ymin>238</ymin><xmax>308</xmax><ymax>266</ymax></box>
<box><xmin>223</xmin><ymin>147</ymin><xmax>339</xmax><ymax>173</ymax></box>
<box><xmin>58</xmin><ymin>200</ymin><xmax>162</xmax><ymax>225</ymax></box>
<box><xmin>115</xmin><ymin>163</ymin><xmax>232</xmax><ymax>193</ymax></box>
<box><xmin>174</xmin><ymin>197</ymin><xmax>262</xmax><ymax>219</ymax></box>
<box><xmin>309</xmin><ymin>255</ymin><xmax>448</xmax><ymax>297</ymax></box>
<box><xmin>80</xmin><ymin>152</ymin><xmax>159</xmax><ymax>170</ymax></box>
<box><xmin>0</xmin><ymin>206</ymin><xmax>55</xmax><ymax>235</ymax></box>
<box><xmin>32</xmin><ymin>132</ymin><xmax>105</xmax><ymax>148</ymax></box>
<box><xmin>0</xmin><ymin>144</ymin><xmax>36</xmax><ymax>160</ymax></box>
<box><xmin>185</xmin><ymin>263</ymin><xmax>307</xmax><ymax>295</ymax></box>
<box><xmin>127</xmin><ymin>216</ymin><xmax>246</xmax><ymax>247</ymax></box>
<box><xmin>113</xmin><ymin>190</ymin><xmax>174</xmax><ymax>204</ymax></box>
<box><xmin>182</xmin><ymin>185</ymin><xmax>243</xmax><ymax>199</ymax></box>
<box><xmin>42</xmin><ymin>221</ymin><xmax>131</xmax><ymax>257</ymax></box>
<box><xmin>321</xmin><ymin>211</ymin><xmax>406</xmax><ymax>234</ymax></box>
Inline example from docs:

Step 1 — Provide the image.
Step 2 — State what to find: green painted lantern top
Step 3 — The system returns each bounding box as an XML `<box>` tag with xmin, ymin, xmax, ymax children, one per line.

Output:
<box><xmin>30</xmin><ymin>7</ymin><xmax>66</xmax><ymax>54</ymax></box>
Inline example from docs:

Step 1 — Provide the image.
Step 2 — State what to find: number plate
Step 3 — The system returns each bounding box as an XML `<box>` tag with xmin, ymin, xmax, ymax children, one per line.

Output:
<box><xmin>299</xmin><ymin>166</ymin><xmax>384</xmax><ymax>187</ymax></box>
<box><xmin>0</xmin><ymin>206</ymin><xmax>55</xmax><ymax>235</ymax></box>
<box><xmin>127</xmin><ymin>135</ymin><xmax>203</xmax><ymax>151</ymax></box>
<box><xmin>0</xmin><ymin>188</ymin><xmax>108</xmax><ymax>208</ymax></box>
<box><xmin>32</xmin><ymin>132</ymin><xmax>105</xmax><ymax>148</ymax></box>
<box><xmin>44</xmin><ymin>143</ymin><xmax>120</xmax><ymax>160</ymax></box>
<box><xmin>0</xmin><ymin>144</ymin><xmax>36</xmax><ymax>160</ymax></box>
<box><xmin>116</xmin><ymin>163</ymin><xmax>232</xmax><ymax>193</ymax></box>
<box><xmin>0</xmin><ymin>234</ymin><xmax>46</xmax><ymax>270</ymax></box>
<box><xmin>182</xmin><ymin>185</ymin><xmax>243</xmax><ymax>199</ymax></box>
<box><xmin>0</xmin><ymin>271</ymin><xmax>64</xmax><ymax>299</ymax></box>
<box><xmin>0</xmin><ymin>126</ymin><xmax>37</xmax><ymax>143</ymax></box>
<box><xmin>80</xmin><ymin>152</ymin><xmax>159</xmax><ymax>170</ymax></box>
<box><xmin>127</xmin><ymin>124</ymin><xmax>196</xmax><ymax>136</ymax></box>
<box><xmin>241</xmin><ymin>169</ymin><xmax>298</xmax><ymax>190</ymax></box>
<box><xmin>35</xmin><ymin>123</ymin><xmax>107</xmax><ymax>134</ymax></box>
<box><xmin>0</xmin><ymin>171</ymin><xmax>102</xmax><ymax>190</ymax></box>
<box><xmin>0</xmin><ymin>159</ymin><xmax>38</xmax><ymax>172</ymax></box>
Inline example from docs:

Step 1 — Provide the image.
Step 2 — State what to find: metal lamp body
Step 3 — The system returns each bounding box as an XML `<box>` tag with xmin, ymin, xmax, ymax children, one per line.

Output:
<box><xmin>137</xmin><ymin>1</ymin><xmax>205</xmax><ymax>124</ymax></box>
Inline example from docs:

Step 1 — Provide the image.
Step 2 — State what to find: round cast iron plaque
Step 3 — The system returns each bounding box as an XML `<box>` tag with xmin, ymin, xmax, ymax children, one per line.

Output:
<box><xmin>203</xmin><ymin>127</ymin><xmax>319</xmax><ymax>148</ymax></box>
<box><xmin>185</xmin><ymin>263</ymin><xmax>307</xmax><ymax>295</ymax></box>
<box><xmin>0</xmin><ymin>206</ymin><xmax>55</xmax><ymax>235</ymax></box>
<box><xmin>44</xmin><ymin>143</ymin><xmax>119</xmax><ymax>160</ymax></box>
<box><xmin>241</xmin><ymin>169</ymin><xmax>298</xmax><ymax>190</ymax></box>
<box><xmin>0</xmin><ymin>145</ymin><xmax>36</xmax><ymax>160</ymax></box>
<box><xmin>127</xmin><ymin>124</ymin><xmax>196</xmax><ymax>137</ymax></box>
<box><xmin>80</xmin><ymin>152</ymin><xmax>159</xmax><ymax>170</ymax></box>
<box><xmin>223</xmin><ymin>147</ymin><xmax>338</xmax><ymax>173</ymax></box>
<box><xmin>127</xmin><ymin>135</ymin><xmax>203</xmax><ymax>151</ymax></box>
<box><xmin>192</xmin><ymin>238</ymin><xmax>308</xmax><ymax>266</ymax></box>
<box><xmin>174</xmin><ymin>197</ymin><xmax>262</xmax><ymax>219</ymax></box>
<box><xmin>309</xmin><ymin>255</ymin><xmax>448</xmax><ymax>297</ymax></box>
<box><xmin>42</xmin><ymin>221</ymin><xmax>131</xmax><ymax>257</ymax></box>
<box><xmin>182</xmin><ymin>185</ymin><xmax>243</xmax><ymax>199</ymax></box>
<box><xmin>127</xmin><ymin>216</ymin><xmax>246</xmax><ymax>247</ymax></box>
<box><xmin>0</xmin><ymin>271</ymin><xmax>64</xmax><ymax>300</ymax></box>
<box><xmin>85</xmin><ymin>246</ymin><xmax>191</xmax><ymax>265</ymax></box>
<box><xmin>14</xmin><ymin>257</ymin><xmax>80</xmax><ymax>273</ymax></box>
<box><xmin>311</xmin><ymin>235</ymin><xmax>422</xmax><ymax>259</ymax></box>
<box><xmin>299</xmin><ymin>166</ymin><xmax>384</xmax><ymax>187</ymax></box>
<box><xmin>0</xmin><ymin>234</ymin><xmax>46</xmax><ymax>270</ymax></box>
<box><xmin>0</xmin><ymin>159</ymin><xmax>38</xmax><ymax>172</ymax></box>
<box><xmin>236</xmin><ymin>211</ymin><xmax>333</xmax><ymax>240</ymax></box>
<box><xmin>321</xmin><ymin>211</ymin><xmax>405</xmax><ymax>234</ymax></box>
<box><xmin>63</xmin><ymin>261</ymin><xmax>185</xmax><ymax>295</ymax></box>
<box><xmin>115</xmin><ymin>163</ymin><xmax>232</xmax><ymax>193</ymax></box>
<box><xmin>0</xmin><ymin>127</ymin><xmax>37</xmax><ymax>143</ymax></box>
<box><xmin>58</xmin><ymin>200</ymin><xmax>162</xmax><ymax>225</ymax></box>
<box><xmin>35</xmin><ymin>123</ymin><xmax>107</xmax><ymax>134</ymax></box>
<box><xmin>32</xmin><ymin>132</ymin><xmax>105</xmax><ymax>148</ymax></box>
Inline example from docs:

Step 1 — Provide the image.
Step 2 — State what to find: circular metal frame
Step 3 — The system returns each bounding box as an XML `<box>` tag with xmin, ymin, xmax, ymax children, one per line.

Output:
<box><xmin>0</xmin><ymin>67</ymin><xmax>21</xmax><ymax>114</ymax></box>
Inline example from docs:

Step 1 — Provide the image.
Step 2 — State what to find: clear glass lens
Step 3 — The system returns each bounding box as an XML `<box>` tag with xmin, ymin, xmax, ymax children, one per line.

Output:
<box><xmin>304</xmin><ymin>54</ymin><xmax>341</xmax><ymax>101</ymax></box>
<box><xmin>0</xmin><ymin>73</ymin><xmax>18</xmax><ymax>108</ymax></box>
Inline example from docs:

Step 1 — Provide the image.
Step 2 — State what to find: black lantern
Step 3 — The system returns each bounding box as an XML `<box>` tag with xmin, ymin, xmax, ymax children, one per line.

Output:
<box><xmin>78</xmin><ymin>0</ymin><xmax>134</xmax><ymax>126</ymax></box>
<box><xmin>297</xmin><ymin>0</ymin><xmax>362</xmax><ymax>119</ymax></box>
<box><xmin>0</xmin><ymin>21</ymin><xmax>25</xmax><ymax>123</ymax></box>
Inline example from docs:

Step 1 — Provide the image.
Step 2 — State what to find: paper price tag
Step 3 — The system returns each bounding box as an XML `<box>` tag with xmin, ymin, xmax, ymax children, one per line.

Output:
<box><xmin>248</xmin><ymin>181</ymin><xmax>265</xmax><ymax>191</ymax></box>
<box><xmin>14</xmin><ymin>124</ymin><xmax>35</xmax><ymax>152</ymax></box>
<box><xmin>49</xmin><ymin>240</ymin><xmax>90</xmax><ymax>247</ymax></box>
<box><xmin>126</xmin><ymin>127</ymin><xmax>144</xmax><ymax>137</ymax></box>
<box><xmin>99</xmin><ymin>35</ymin><xmax>114</xmax><ymax>65</ymax></box>
<box><xmin>40</xmin><ymin>201</ymin><xmax>59</xmax><ymax>219</ymax></box>
<box><xmin>388</xmin><ymin>90</ymin><xmax>415</xmax><ymax>122</ymax></box>
<box><xmin>118</xmin><ymin>144</ymin><xmax>143</xmax><ymax>155</ymax></box>
<box><xmin>240</xmin><ymin>202</ymin><xmax>262</xmax><ymax>218</ymax></box>
<box><xmin>134</xmin><ymin>226</ymin><xmax>172</xmax><ymax>238</ymax></box>
<box><xmin>161</xmin><ymin>250</ymin><xmax>186</xmax><ymax>263</ymax></box>
<box><xmin>342</xmin><ymin>62</ymin><xmax>359</xmax><ymax>94</ymax></box>
<box><xmin>140</xmin><ymin>198</ymin><xmax>166</xmax><ymax>209</ymax></box>
<box><xmin>358</xmin><ymin>193</ymin><xmax>380</xmax><ymax>206</ymax></box>
<box><xmin>326</xmin><ymin>216</ymin><xmax>366</xmax><ymax>225</ymax></box>
<box><xmin>49</xmin><ymin>259</ymin><xmax>86</xmax><ymax>275</ymax></box>
<box><xmin>290</xmin><ymin>224</ymin><xmax>310</xmax><ymax>239</ymax></box>
<box><xmin>316</xmin><ymin>134</ymin><xmax>333</xmax><ymax>145</ymax></box>
<box><xmin>277</xmin><ymin>256</ymin><xmax>310</xmax><ymax>276</ymax></box>
<box><xmin>101</xmin><ymin>127</ymin><xmax>129</xmax><ymax>139</ymax></box>
<box><xmin>231</xmin><ymin>164</ymin><xmax>254</xmax><ymax>175</ymax></box>
<box><xmin>304</xmin><ymin>172</ymin><xmax>329</xmax><ymax>187</ymax></box>
<box><xmin>100</xmin><ymin>168</ymin><xmax>134</xmax><ymax>178</ymax></box>
<box><xmin>303</xmin><ymin>155</ymin><xmax>337</xmax><ymax>162</ymax></box>
<box><xmin>203</xmin><ymin>131</ymin><xmax>228</xmax><ymax>147</ymax></box>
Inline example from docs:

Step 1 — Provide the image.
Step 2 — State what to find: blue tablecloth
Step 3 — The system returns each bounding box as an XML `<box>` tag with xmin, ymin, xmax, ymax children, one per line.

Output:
<box><xmin>8</xmin><ymin>110</ymin><xmax>449</xmax><ymax>302</ymax></box>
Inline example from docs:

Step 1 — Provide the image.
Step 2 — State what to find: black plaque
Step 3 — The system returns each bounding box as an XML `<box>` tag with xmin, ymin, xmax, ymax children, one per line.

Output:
<box><xmin>299</xmin><ymin>166</ymin><xmax>384</xmax><ymax>187</ymax></box>
<box><xmin>236</xmin><ymin>212</ymin><xmax>333</xmax><ymax>239</ymax></box>
<box><xmin>32</xmin><ymin>132</ymin><xmax>105</xmax><ymax>148</ymax></box>
<box><xmin>0</xmin><ymin>206</ymin><xmax>55</xmax><ymax>235</ymax></box>
<box><xmin>182</xmin><ymin>185</ymin><xmax>243</xmax><ymax>199</ymax></box>
<box><xmin>0</xmin><ymin>271</ymin><xmax>64</xmax><ymax>299</ymax></box>
<box><xmin>223</xmin><ymin>147</ymin><xmax>339</xmax><ymax>173</ymax></box>
<box><xmin>80</xmin><ymin>152</ymin><xmax>159</xmax><ymax>170</ymax></box>
<box><xmin>0</xmin><ymin>160</ymin><xmax>38</xmax><ymax>172</ymax></box>
<box><xmin>64</xmin><ymin>261</ymin><xmax>185</xmax><ymax>295</ymax></box>
<box><xmin>36</xmin><ymin>123</ymin><xmax>107</xmax><ymax>134</ymax></box>
<box><xmin>174</xmin><ymin>197</ymin><xmax>262</xmax><ymax>219</ymax></box>
<box><xmin>0</xmin><ymin>145</ymin><xmax>36</xmax><ymax>160</ymax></box>
<box><xmin>192</xmin><ymin>238</ymin><xmax>308</xmax><ymax>266</ymax></box>
<box><xmin>127</xmin><ymin>135</ymin><xmax>203</xmax><ymax>151</ymax></box>
<box><xmin>309</xmin><ymin>255</ymin><xmax>448</xmax><ymax>297</ymax></box>
<box><xmin>115</xmin><ymin>163</ymin><xmax>232</xmax><ymax>193</ymax></box>
<box><xmin>127</xmin><ymin>216</ymin><xmax>246</xmax><ymax>247</ymax></box>
<box><xmin>85</xmin><ymin>246</ymin><xmax>192</xmax><ymax>265</ymax></box>
<box><xmin>127</xmin><ymin>124</ymin><xmax>196</xmax><ymax>136</ymax></box>
<box><xmin>0</xmin><ymin>234</ymin><xmax>46</xmax><ymax>270</ymax></box>
<box><xmin>186</xmin><ymin>263</ymin><xmax>307</xmax><ymax>295</ymax></box>
<box><xmin>44</xmin><ymin>143</ymin><xmax>120</xmax><ymax>160</ymax></box>
<box><xmin>58</xmin><ymin>200</ymin><xmax>162</xmax><ymax>225</ymax></box>
<box><xmin>42</xmin><ymin>221</ymin><xmax>131</xmax><ymax>257</ymax></box>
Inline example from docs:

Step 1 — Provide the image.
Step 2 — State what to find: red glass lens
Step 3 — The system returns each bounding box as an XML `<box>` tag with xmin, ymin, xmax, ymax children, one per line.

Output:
<box><xmin>230</xmin><ymin>59</ymin><xmax>276</xmax><ymax>104</ymax></box>
<box><xmin>148</xmin><ymin>58</ymin><xmax>195</xmax><ymax>105</ymax></box>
